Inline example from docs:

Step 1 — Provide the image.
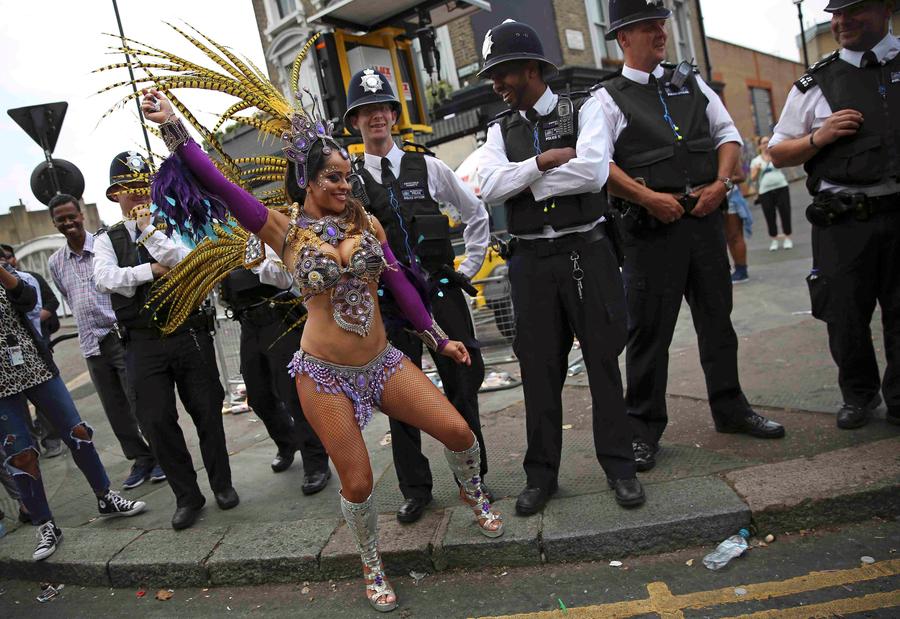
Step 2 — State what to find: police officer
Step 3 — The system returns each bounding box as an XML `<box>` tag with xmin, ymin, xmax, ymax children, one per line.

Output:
<box><xmin>93</xmin><ymin>151</ymin><xmax>237</xmax><ymax>530</ymax></box>
<box><xmin>344</xmin><ymin>67</ymin><xmax>492</xmax><ymax>523</ymax></box>
<box><xmin>219</xmin><ymin>246</ymin><xmax>332</xmax><ymax>492</ymax></box>
<box><xmin>595</xmin><ymin>0</ymin><xmax>786</xmax><ymax>473</ymax></box>
<box><xmin>769</xmin><ymin>0</ymin><xmax>900</xmax><ymax>429</ymax></box>
<box><xmin>478</xmin><ymin>20</ymin><xmax>644</xmax><ymax>515</ymax></box>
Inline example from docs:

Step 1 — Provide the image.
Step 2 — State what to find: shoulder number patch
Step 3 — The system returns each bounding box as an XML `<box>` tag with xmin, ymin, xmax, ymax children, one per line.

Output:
<box><xmin>795</xmin><ymin>73</ymin><xmax>816</xmax><ymax>93</ymax></box>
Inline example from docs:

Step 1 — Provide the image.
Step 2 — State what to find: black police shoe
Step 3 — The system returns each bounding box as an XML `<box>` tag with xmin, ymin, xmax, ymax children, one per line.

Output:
<box><xmin>837</xmin><ymin>394</ymin><xmax>882</xmax><ymax>430</ymax></box>
<box><xmin>632</xmin><ymin>439</ymin><xmax>659</xmax><ymax>472</ymax></box>
<box><xmin>396</xmin><ymin>495</ymin><xmax>432</xmax><ymax>523</ymax></box>
<box><xmin>715</xmin><ymin>412</ymin><xmax>785</xmax><ymax>438</ymax></box>
<box><xmin>515</xmin><ymin>482</ymin><xmax>558</xmax><ymax>516</ymax></box>
<box><xmin>302</xmin><ymin>468</ymin><xmax>332</xmax><ymax>495</ymax></box>
<box><xmin>172</xmin><ymin>497</ymin><xmax>205</xmax><ymax>530</ymax></box>
<box><xmin>271</xmin><ymin>448</ymin><xmax>296</xmax><ymax>473</ymax></box>
<box><xmin>214</xmin><ymin>487</ymin><xmax>240</xmax><ymax>510</ymax></box>
<box><xmin>887</xmin><ymin>407</ymin><xmax>900</xmax><ymax>426</ymax></box>
<box><xmin>607</xmin><ymin>477</ymin><xmax>646</xmax><ymax>508</ymax></box>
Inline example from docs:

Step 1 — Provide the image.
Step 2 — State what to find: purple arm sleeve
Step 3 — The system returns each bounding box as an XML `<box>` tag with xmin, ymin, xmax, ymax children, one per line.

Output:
<box><xmin>176</xmin><ymin>140</ymin><xmax>268</xmax><ymax>233</ymax></box>
<box><xmin>379</xmin><ymin>242</ymin><xmax>448</xmax><ymax>351</ymax></box>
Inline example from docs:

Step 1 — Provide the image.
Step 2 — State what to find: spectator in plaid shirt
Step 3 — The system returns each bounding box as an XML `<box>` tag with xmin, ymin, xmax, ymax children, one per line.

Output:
<box><xmin>47</xmin><ymin>194</ymin><xmax>164</xmax><ymax>490</ymax></box>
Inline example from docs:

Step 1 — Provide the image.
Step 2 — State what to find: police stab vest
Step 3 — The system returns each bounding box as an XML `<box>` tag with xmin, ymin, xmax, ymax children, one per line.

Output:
<box><xmin>495</xmin><ymin>94</ymin><xmax>607</xmax><ymax>235</ymax></box>
<box><xmin>600</xmin><ymin>66</ymin><xmax>719</xmax><ymax>193</ymax></box>
<box><xmin>106</xmin><ymin>222</ymin><xmax>166</xmax><ymax>330</ymax></box>
<box><xmin>798</xmin><ymin>50</ymin><xmax>900</xmax><ymax>194</ymax></box>
<box><xmin>353</xmin><ymin>151</ymin><xmax>455</xmax><ymax>272</ymax></box>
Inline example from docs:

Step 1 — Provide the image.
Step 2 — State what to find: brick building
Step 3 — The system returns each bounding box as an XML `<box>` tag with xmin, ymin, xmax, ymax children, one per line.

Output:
<box><xmin>707</xmin><ymin>38</ymin><xmax>804</xmax><ymax>141</ymax></box>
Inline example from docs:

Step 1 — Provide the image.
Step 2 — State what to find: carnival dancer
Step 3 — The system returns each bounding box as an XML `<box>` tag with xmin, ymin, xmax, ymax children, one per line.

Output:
<box><xmin>140</xmin><ymin>88</ymin><xmax>503</xmax><ymax>613</ymax></box>
<box><xmin>769</xmin><ymin>0</ymin><xmax>900</xmax><ymax>429</ymax></box>
<box><xmin>344</xmin><ymin>67</ymin><xmax>493</xmax><ymax>523</ymax></box>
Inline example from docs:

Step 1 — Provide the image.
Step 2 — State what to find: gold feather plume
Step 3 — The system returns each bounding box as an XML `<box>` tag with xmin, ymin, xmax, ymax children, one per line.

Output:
<box><xmin>98</xmin><ymin>24</ymin><xmax>323</xmax><ymax>333</ymax></box>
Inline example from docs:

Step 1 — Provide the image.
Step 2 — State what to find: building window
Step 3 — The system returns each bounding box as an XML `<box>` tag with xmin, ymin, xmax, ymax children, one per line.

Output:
<box><xmin>585</xmin><ymin>0</ymin><xmax>621</xmax><ymax>65</ymax></box>
<box><xmin>670</xmin><ymin>0</ymin><xmax>696</xmax><ymax>62</ymax></box>
<box><xmin>273</xmin><ymin>0</ymin><xmax>296</xmax><ymax>20</ymax></box>
<box><xmin>749</xmin><ymin>87</ymin><xmax>775</xmax><ymax>136</ymax></box>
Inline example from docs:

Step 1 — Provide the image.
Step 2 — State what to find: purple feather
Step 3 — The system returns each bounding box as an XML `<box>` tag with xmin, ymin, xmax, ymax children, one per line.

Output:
<box><xmin>151</xmin><ymin>154</ymin><xmax>230</xmax><ymax>244</ymax></box>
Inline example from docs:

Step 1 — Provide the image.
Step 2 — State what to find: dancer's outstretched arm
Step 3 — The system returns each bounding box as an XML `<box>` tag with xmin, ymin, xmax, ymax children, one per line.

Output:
<box><xmin>140</xmin><ymin>89</ymin><xmax>290</xmax><ymax>256</ymax></box>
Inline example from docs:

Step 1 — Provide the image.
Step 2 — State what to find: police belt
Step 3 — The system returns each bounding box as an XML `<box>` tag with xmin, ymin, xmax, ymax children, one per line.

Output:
<box><xmin>123</xmin><ymin>311</ymin><xmax>209</xmax><ymax>341</ymax></box>
<box><xmin>512</xmin><ymin>224</ymin><xmax>606</xmax><ymax>257</ymax></box>
<box><xmin>807</xmin><ymin>191</ymin><xmax>900</xmax><ymax>227</ymax></box>
<box><xmin>233</xmin><ymin>292</ymin><xmax>299</xmax><ymax>322</ymax></box>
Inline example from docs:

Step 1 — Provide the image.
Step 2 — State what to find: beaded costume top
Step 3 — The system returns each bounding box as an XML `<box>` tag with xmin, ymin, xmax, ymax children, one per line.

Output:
<box><xmin>284</xmin><ymin>205</ymin><xmax>386</xmax><ymax>337</ymax></box>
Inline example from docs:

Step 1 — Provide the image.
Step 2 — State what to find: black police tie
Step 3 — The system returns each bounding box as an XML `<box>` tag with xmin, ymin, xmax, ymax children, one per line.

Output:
<box><xmin>380</xmin><ymin>157</ymin><xmax>415</xmax><ymax>261</ymax></box>
<box><xmin>862</xmin><ymin>50</ymin><xmax>879</xmax><ymax>68</ymax></box>
<box><xmin>525</xmin><ymin>108</ymin><xmax>540</xmax><ymax>127</ymax></box>
<box><xmin>133</xmin><ymin>225</ymin><xmax>152</xmax><ymax>265</ymax></box>
<box><xmin>381</xmin><ymin>156</ymin><xmax>396</xmax><ymax>187</ymax></box>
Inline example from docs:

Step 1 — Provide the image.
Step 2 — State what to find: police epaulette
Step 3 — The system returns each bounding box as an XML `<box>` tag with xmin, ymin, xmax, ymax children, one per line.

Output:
<box><xmin>795</xmin><ymin>50</ymin><xmax>839</xmax><ymax>93</ymax></box>
<box><xmin>401</xmin><ymin>140</ymin><xmax>436</xmax><ymax>157</ymax></box>
<box><xmin>488</xmin><ymin>108</ymin><xmax>515</xmax><ymax>127</ymax></box>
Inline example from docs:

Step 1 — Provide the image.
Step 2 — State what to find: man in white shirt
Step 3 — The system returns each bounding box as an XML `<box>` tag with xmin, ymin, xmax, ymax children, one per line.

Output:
<box><xmin>595</xmin><ymin>0</ymin><xmax>785</xmax><ymax>473</ymax></box>
<box><xmin>769</xmin><ymin>0</ymin><xmax>900</xmax><ymax>429</ymax></box>
<box><xmin>344</xmin><ymin>67</ymin><xmax>492</xmax><ymax>524</ymax></box>
<box><xmin>93</xmin><ymin>151</ymin><xmax>237</xmax><ymax>530</ymax></box>
<box><xmin>478</xmin><ymin>20</ymin><xmax>644</xmax><ymax>515</ymax></box>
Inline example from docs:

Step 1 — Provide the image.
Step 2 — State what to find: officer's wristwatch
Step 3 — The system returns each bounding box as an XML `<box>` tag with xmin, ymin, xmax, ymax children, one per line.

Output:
<box><xmin>718</xmin><ymin>176</ymin><xmax>735</xmax><ymax>192</ymax></box>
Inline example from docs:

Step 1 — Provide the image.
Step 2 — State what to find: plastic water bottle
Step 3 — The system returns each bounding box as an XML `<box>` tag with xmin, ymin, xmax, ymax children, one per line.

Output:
<box><xmin>702</xmin><ymin>528</ymin><xmax>750</xmax><ymax>570</ymax></box>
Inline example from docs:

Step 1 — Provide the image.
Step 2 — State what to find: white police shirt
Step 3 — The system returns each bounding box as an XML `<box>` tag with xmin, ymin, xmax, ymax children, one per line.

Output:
<box><xmin>769</xmin><ymin>33</ymin><xmax>900</xmax><ymax>196</ymax></box>
<box><xmin>478</xmin><ymin>86</ymin><xmax>610</xmax><ymax>240</ymax></box>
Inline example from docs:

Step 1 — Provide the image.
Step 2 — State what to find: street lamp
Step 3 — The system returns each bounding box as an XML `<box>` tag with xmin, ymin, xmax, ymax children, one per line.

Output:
<box><xmin>793</xmin><ymin>0</ymin><xmax>811</xmax><ymax>68</ymax></box>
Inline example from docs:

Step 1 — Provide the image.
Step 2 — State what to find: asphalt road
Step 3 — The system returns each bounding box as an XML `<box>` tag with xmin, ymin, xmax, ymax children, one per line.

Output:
<box><xmin>1</xmin><ymin>519</ymin><xmax>896</xmax><ymax>618</ymax></box>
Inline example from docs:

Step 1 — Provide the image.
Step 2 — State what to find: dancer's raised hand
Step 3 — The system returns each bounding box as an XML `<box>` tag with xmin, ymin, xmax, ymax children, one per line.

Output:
<box><xmin>140</xmin><ymin>88</ymin><xmax>174</xmax><ymax>124</ymax></box>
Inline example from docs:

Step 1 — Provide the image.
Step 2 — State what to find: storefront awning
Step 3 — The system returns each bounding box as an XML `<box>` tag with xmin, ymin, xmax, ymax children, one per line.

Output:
<box><xmin>309</xmin><ymin>0</ymin><xmax>491</xmax><ymax>31</ymax></box>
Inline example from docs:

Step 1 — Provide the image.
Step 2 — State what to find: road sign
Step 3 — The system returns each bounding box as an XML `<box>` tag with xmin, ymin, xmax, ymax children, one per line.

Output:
<box><xmin>7</xmin><ymin>102</ymin><xmax>68</xmax><ymax>154</ymax></box>
<box><xmin>30</xmin><ymin>159</ymin><xmax>85</xmax><ymax>206</ymax></box>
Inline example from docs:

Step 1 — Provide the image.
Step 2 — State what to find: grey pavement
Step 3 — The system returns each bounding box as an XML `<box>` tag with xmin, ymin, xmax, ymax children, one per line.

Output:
<box><xmin>0</xmin><ymin>179</ymin><xmax>898</xmax><ymax>589</ymax></box>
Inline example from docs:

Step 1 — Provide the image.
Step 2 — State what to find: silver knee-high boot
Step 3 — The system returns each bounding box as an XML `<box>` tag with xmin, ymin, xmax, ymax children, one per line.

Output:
<box><xmin>444</xmin><ymin>437</ymin><xmax>504</xmax><ymax>538</ymax></box>
<box><xmin>340</xmin><ymin>494</ymin><xmax>398</xmax><ymax>613</ymax></box>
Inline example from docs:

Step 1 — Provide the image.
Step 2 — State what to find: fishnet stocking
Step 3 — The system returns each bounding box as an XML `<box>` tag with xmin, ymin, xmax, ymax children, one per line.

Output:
<box><xmin>296</xmin><ymin>375</ymin><xmax>373</xmax><ymax>503</ymax></box>
<box><xmin>379</xmin><ymin>361</ymin><xmax>473</xmax><ymax>452</ymax></box>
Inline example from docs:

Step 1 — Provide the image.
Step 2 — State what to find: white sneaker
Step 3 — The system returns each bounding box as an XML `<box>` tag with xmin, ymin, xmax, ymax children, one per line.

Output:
<box><xmin>769</xmin><ymin>239</ymin><xmax>779</xmax><ymax>251</ymax></box>
<box><xmin>34</xmin><ymin>521</ymin><xmax>63</xmax><ymax>561</ymax></box>
<box><xmin>98</xmin><ymin>490</ymin><xmax>146</xmax><ymax>518</ymax></box>
<box><xmin>783</xmin><ymin>238</ymin><xmax>794</xmax><ymax>250</ymax></box>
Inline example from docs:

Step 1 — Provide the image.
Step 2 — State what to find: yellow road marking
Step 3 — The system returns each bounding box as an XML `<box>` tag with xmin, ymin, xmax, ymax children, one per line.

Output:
<box><xmin>723</xmin><ymin>589</ymin><xmax>900</xmax><ymax>618</ymax></box>
<box><xmin>65</xmin><ymin>370</ymin><xmax>91</xmax><ymax>391</ymax></box>
<box><xmin>478</xmin><ymin>559</ymin><xmax>900</xmax><ymax>619</ymax></box>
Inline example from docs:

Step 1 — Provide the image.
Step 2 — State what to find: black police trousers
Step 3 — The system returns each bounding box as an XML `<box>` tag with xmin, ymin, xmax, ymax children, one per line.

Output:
<box><xmin>237</xmin><ymin>308</ymin><xmax>328</xmax><ymax>474</ymax></box>
<box><xmin>385</xmin><ymin>284</ymin><xmax>487</xmax><ymax>501</ymax></box>
<box><xmin>808</xmin><ymin>208</ymin><xmax>900</xmax><ymax>411</ymax></box>
<box><xmin>508</xmin><ymin>232</ymin><xmax>636</xmax><ymax>486</ymax></box>
<box><xmin>622</xmin><ymin>210</ymin><xmax>749</xmax><ymax>445</ymax></box>
<box><xmin>125</xmin><ymin>328</ymin><xmax>231</xmax><ymax>508</ymax></box>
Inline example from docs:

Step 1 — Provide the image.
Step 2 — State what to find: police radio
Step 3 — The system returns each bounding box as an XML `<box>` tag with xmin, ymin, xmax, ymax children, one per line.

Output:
<box><xmin>669</xmin><ymin>59</ymin><xmax>694</xmax><ymax>91</ymax></box>
<box><xmin>556</xmin><ymin>97</ymin><xmax>575</xmax><ymax>138</ymax></box>
<box><xmin>348</xmin><ymin>172</ymin><xmax>370</xmax><ymax>207</ymax></box>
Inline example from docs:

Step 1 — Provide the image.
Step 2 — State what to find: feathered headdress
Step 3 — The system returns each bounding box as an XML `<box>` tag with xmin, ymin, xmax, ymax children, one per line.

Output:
<box><xmin>96</xmin><ymin>23</ymin><xmax>331</xmax><ymax>333</ymax></box>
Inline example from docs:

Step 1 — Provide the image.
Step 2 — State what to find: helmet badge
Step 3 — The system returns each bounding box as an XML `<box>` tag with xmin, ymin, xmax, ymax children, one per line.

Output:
<box><xmin>360</xmin><ymin>69</ymin><xmax>384</xmax><ymax>94</ymax></box>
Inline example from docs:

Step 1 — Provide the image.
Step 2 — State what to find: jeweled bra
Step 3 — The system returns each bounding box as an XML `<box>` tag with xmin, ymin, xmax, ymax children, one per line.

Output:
<box><xmin>284</xmin><ymin>205</ymin><xmax>385</xmax><ymax>337</ymax></box>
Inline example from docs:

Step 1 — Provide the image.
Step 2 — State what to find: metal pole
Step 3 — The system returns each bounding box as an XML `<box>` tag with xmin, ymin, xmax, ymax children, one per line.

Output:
<box><xmin>796</xmin><ymin>1</ymin><xmax>811</xmax><ymax>68</ymax></box>
<box><xmin>112</xmin><ymin>0</ymin><xmax>155</xmax><ymax>165</ymax></box>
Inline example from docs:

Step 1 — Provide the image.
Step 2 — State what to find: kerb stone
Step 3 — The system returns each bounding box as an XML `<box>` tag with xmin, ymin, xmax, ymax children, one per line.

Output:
<box><xmin>108</xmin><ymin>527</ymin><xmax>227</xmax><ymax>587</ymax></box>
<box><xmin>433</xmin><ymin>498</ymin><xmax>541</xmax><ymax>571</ymax></box>
<box><xmin>207</xmin><ymin>519</ymin><xmax>339</xmax><ymax>585</ymax></box>
<box><xmin>319</xmin><ymin>510</ymin><xmax>443</xmax><ymax>579</ymax></box>
<box><xmin>0</xmin><ymin>525</ymin><xmax>142</xmax><ymax>586</ymax></box>
<box><xmin>542</xmin><ymin>477</ymin><xmax>750</xmax><ymax>562</ymax></box>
